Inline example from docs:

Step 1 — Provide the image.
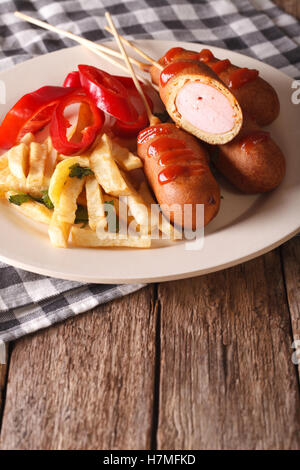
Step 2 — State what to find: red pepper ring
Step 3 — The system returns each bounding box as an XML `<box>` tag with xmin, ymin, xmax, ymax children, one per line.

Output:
<box><xmin>78</xmin><ymin>65</ymin><xmax>138</xmax><ymax>123</ymax></box>
<box><xmin>63</xmin><ymin>71</ymin><xmax>81</xmax><ymax>88</ymax></box>
<box><xmin>0</xmin><ymin>86</ymin><xmax>76</xmax><ymax>149</ymax></box>
<box><xmin>50</xmin><ymin>92</ymin><xmax>104</xmax><ymax>156</ymax></box>
<box><xmin>111</xmin><ymin>76</ymin><xmax>154</xmax><ymax>138</ymax></box>
<box><xmin>112</xmin><ymin>87</ymin><xmax>153</xmax><ymax>138</ymax></box>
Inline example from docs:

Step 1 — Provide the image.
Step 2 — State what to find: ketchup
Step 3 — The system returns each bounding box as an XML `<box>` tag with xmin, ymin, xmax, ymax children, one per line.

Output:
<box><xmin>228</xmin><ymin>68</ymin><xmax>259</xmax><ymax>89</ymax></box>
<box><xmin>137</xmin><ymin>125</ymin><xmax>171</xmax><ymax>144</ymax></box>
<box><xmin>211</xmin><ymin>59</ymin><xmax>231</xmax><ymax>75</ymax></box>
<box><xmin>197</xmin><ymin>49</ymin><xmax>215</xmax><ymax>63</ymax></box>
<box><xmin>146</xmin><ymin>135</ymin><xmax>206</xmax><ymax>185</ymax></box>
<box><xmin>163</xmin><ymin>47</ymin><xmax>185</xmax><ymax>64</ymax></box>
<box><xmin>240</xmin><ymin>131</ymin><xmax>270</xmax><ymax>153</ymax></box>
<box><xmin>160</xmin><ymin>61</ymin><xmax>193</xmax><ymax>87</ymax></box>
<box><xmin>159</xmin><ymin>149</ymin><xmax>196</xmax><ymax>166</ymax></box>
<box><xmin>147</xmin><ymin>137</ymin><xmax>186</xmax><ymax>157</ymax></box>
<box><xmin>158</xmin><ymin>164</ymin><xmax>206</xmax><ymax>185</ymax></box>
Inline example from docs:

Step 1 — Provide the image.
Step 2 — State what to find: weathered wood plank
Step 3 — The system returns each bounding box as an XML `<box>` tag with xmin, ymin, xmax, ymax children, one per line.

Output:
<box><xmin>274</xmin><ymin>0</ymin><xmax>300</xmax><ymax>19</ymax></box>
<box><xmin>157</xmin><ymin>250</ymin><xmax>300</xmax><ymax>450</ymax></box>
<box><xmin>0</xmin><ymin>286</ymin><xmax>156</xmax><ymax>450</ymax></box>
<box><xmin>281</xmin><ymin>237</ymin><xmax>300</xmax><ymax>378</ymax></box>
<box><xmin>0</xmin><ymin>344</ymin><xmax>8</xmax><ymax>425</ymax></box>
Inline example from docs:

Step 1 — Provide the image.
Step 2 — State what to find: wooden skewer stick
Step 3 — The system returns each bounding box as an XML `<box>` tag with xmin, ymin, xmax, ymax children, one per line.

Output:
<box><xmin>14</xmin><ymin>11</ymin><xmax>148</xmax><ymax>72</ymax></box>
<box><xmin>105</xmin><ymin>25</ymin><xmax>163</xmax><ymax>71</ymax></box>
<box><xmin>105</xmin><ymin>12</ymin><xmax>160</xmax><ymax>127</ymax></box>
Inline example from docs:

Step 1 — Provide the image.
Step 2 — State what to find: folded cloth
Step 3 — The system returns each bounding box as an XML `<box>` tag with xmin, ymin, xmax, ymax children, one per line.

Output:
<box><xmin>0</xmin><ymin>0</ymin><xmax>300</xmax><ymax>344</ymax></box>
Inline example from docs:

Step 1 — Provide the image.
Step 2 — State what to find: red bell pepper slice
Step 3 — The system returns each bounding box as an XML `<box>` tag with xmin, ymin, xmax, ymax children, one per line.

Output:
<box><xmin>78</xmin><ymin>65</ymin><xmax>138</xmax><ymax>123</ymax></box>
<box><xmin>63</xmin><ymin>71</ymin><xmax>81</xmax><ymax>88</ymax></box>
<box><xmin>0</xmin><ymin>86</ymin><xmax>75</xmax><ymax>149</ymax></box>
<box><xmin>111</xmin><ymin>76</ymin><xmax>153</xmax><ymax>138</ymax></box>
<box><xmin>50</xmin><ymin>91</ymin><xmax>104</xmax><ymax>156</ymax></box>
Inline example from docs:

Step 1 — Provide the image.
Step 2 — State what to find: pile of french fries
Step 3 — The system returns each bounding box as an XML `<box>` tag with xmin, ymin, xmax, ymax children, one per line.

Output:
<box><xmin>0</xmin><ymin>107</ymin><xmax>180</xmax><ymax>249</ymax></box>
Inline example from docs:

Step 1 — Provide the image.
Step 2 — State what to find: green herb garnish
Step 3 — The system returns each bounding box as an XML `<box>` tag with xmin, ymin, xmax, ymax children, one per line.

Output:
<box><xmin>8</xmin><ymin>193</ymin><xmax>32</xmax><ymax>206</ymax></box>
<box><xmin>40</xmin><ymin>190</ymin><xmax>54</xmax><ymax>209</ymax></box>
<box><xmin>9</xmin><ymin>190</ymin><xmax>54</xmax><ymax>209</ymax></box>
<box><xmin>69</xmin><ymin>164</ymin><xmax>94</xmax><ymax>179</ymax></box>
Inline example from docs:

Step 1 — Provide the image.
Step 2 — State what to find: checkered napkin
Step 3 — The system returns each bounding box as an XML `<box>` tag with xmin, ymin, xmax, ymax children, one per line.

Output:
<box><xmin>0</xmin><ymin>0</ymin><xmax>299</xmax><ymax>344</ymax></box>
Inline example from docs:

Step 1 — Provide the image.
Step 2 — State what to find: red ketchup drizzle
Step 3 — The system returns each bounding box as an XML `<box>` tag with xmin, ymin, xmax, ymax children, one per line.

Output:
<box><xmin>147</xmin><ymin>137</ymin><xmax>186</xmax><ymax>157</ymax></box>
<box><xmin>159</xmin><ymin>149</ymin><xmax>196</xmax><ymax>166</ymax></box>
<box><xmin>197</xmin><ymin>49</ymin><xmax>215</xmax><ymax>63</ymax></box>
<box><xmin>160</xmin><ymin>61</ymin><xmax>193</xmax><ymax>87</ymax></box>
<box><xmin>229</xmin><ymin>68</ymin><xmax>259</xmax><ymax>89</ymax></box>
<box><xmin>147</xmin><ymin>136</ymin><xmax>205</xmax><ymax>185</ymax></box>
<box><xmin>158</xmin><ymin>165</ymin><xmax>206</xmax><ymax>184</ymax></box>
<box><xmin>137</xmin><ymin>125</ymin><xmax>171</xmax><ymax>145</ymax></box>
<box><xmin>163</xmin><ymin>47</ymin><xmax>184</xmax><ymax>64</ymax></box>
<box><xmin>240</xmin><ymin>131</ymin><xmax>270</xmax><ymax>153</ymax></box>
<box><xmin>211</xmin><ymin>59</ymin><xmax>231</xmax><ymax>74</ymax></box>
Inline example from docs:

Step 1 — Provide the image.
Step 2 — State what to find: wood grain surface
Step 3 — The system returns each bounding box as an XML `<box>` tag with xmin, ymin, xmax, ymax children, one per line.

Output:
<box><xmin>157</xmin><ymin>251</ymin><xmax>300</xmax><ymax>450</ymax></box>
<box><xmin>275</xmin><ymin>0</ymin><xmax>300</xmax><ymax>19</ymax></box>
<box><xmin>0</xmin><ymin>345</ymin><xmax>8</xmax><ymax>427</ymax></box>
<box><xmin>0</xmin><ymin>287</ymin><xmax>157</xmax><ymax>450</ymax></box>
<box><xmin>281</xmin><ymin>238</ymin><xmax>300</xmax><ymax>377</ymax></box>
<box><xmin>0</xmin><ymin>0</ymin><xmax>299</xmax><ymax>451</ymax></box>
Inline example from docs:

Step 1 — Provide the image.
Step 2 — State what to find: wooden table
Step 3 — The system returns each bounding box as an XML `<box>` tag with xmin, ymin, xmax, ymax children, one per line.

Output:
<box><xmin>0</xmin><ymin>0</ymin><xmax>300</xmax><ymax>450</ymax></box>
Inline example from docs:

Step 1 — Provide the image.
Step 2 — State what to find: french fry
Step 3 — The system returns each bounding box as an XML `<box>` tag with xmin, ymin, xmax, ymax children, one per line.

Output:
<box><xmin>0</xmin><ymin>154</ymin><xmax>8</xmax><ymax>171</ymax></box>
<box><xmin>48</xmin><ymin>212</ymin><xmax>71</xmax><ymax>248</ymax></box>
<box><xmin>121</xmin><ymin>171</ymin><xmax>151</xmax><ymax>232</ymax></box>
<box><xmin>72</xmin><ymin>225</ymin><xmax>151</xmax><ymax>248</ymax></box>
<box><xmin>103</xmin><ymin>194</ymin><xmax>136</xmax><ymax>229</ymax></box>
<box><xmin>103</xmin><ymin>194</ymin><xmax>119</xmax><ymax>210</ymax></box>
<box><xmin>89</xmin><ymin>134</ymin><xmax>129</xmax><ymax>196</ymax></box>
<box><xmin>27</xmin><ymin>142</ymin><xmax>48</xmax><ymax>196</ymax></box>
<box><xmin>139</xmin><ymin>181</ymin><xmax>182</xmax><ymax>240</ymax></box>
<box><xmin>48</xmin><ymin>156</ymin><xmax>89</xmax><ymax>207</ymax></box>
<box><xmin>56</xmin><ymin>176</ymin><xmax>86</xmax><ymax>224</ymax></box>
<box><xmin>8</xmin><ymin>143</ymin><xmax>28</xmax><ymax>181</ymax></box>
<box><xmin>58</xmin><ymin>150</ymin><xmax>92</xmax><ymax>162</ymax></box>
<box><xmin>44</xmin><ymin>136</ymin><xmax>58</xmax><ymax>186</ymax></box>
<box><xmin>20</xmin><ymin>132</ymin><xmax>35</xmax><ymax>145</ymax></box>
<box><xmin>3</xmin><ymin>146</ymin><xmax>25</xmax><ymax>195</ymax></box>
<box><xmin>110</xmin><ymin>138</ymin><xmax>143</xmax><ymax>171</ymax></box>
<box><xmin>85</xmin><ymin>176</ymin><xmax>107</xmax><ymax>231</ymax></box>
<box><xmin>5</xmin><ymin>171</ymin><xmax>28</xmax><ymax>194</ymax></box>
<box><xmin>0</xmin><ymin>166</ymin><xmax>11</xmax><ymax>197</ymax></box>
<box><xmin>5</xmin><ymin>191</ymin><xmax>52</xmax><ymax>224</ymax></box>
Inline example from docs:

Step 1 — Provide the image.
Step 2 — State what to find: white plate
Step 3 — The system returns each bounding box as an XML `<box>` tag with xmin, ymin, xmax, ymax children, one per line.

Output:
<box><xmin>0</xmin><ymin>40</ymin><xmax>299</xmax><ymax>283</ymax></box>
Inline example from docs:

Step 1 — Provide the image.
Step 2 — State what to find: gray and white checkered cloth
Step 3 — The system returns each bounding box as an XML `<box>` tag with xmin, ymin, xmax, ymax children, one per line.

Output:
<box><xmin>0</xmin><ymin>0</ymin><xmax>299</xmax><ymax>344</ymax></box>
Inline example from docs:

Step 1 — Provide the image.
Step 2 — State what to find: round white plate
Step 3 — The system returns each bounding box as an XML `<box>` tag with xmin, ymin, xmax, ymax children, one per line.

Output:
<box><xmin>0</xmin><ymin>40</ymin><xmax>299</xmax><ymax>283</ymax></box>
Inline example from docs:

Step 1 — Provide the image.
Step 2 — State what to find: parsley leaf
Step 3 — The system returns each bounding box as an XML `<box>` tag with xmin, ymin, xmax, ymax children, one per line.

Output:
<box><xmin>40</xmin><ymin>190</ymin><xmax>54</xmax><ymax>209</ymax></box>
<box><xmin>69</xmin><ymin>164</ymin><xmax>94</xmax><ymax>179</ymax></box>
<box><xmin>9</xmin><ymin>190</ymin><xmax>54</xmax><ymax>209</ymax></box>
<box><xmin>8</xmin><ymin>193</ymin><xmax>32</xmax><ymax>206</ymax></box>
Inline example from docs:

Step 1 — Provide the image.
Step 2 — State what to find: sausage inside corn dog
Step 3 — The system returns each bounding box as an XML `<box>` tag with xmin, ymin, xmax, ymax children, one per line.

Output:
<box><xmin>158</xmin><ymin>59</ymin><xmax>243</xmax><ymax>146</ymax></box>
